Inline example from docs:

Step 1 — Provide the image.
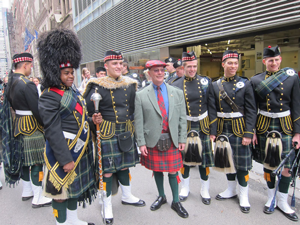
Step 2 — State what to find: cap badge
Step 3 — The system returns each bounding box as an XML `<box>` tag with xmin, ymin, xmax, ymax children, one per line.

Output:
<box><xmin>201</xmin><ymin>78</ymin><xmax>208</xmax><ymax>85</ymax></box>
<box><xmin>132</xmin><ymin>73</ymin><xmax>138</xmax><ymax>78</ymax></box>
<box><xmin>169</xmin><ymin>58</ymin><xmax>172</xmax><ymax>62</ymax></box>
<box><xmin>286</xmin><ymin>69</ymin><xmax>295</xmax><ymax>76</ymax></box>
<box><xmin>236</xmin><ymin>81</ymin><xmax>245</xmax><ymax>88</ymax></box>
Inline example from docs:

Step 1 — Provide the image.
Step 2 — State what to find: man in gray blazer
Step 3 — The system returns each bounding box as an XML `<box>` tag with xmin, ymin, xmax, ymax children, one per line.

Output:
<box><xmin>135</xmin><ymin>60</ymin><xmax>188</xmax><ymax>218</ymax></box>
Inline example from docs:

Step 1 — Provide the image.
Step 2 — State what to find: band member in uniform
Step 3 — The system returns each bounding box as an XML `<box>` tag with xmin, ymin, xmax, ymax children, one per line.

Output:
<box><xmin>135</xmin><ymin>60</ymin><xmax>188</xmax><ymax>218</ymax></box>
<box><xmin>122</xmin><ymin>58</ymin><xmax>142</xmax><ymax>87</ymax></box>
<box><xmin>96</xmin><ymin>67</ymin><xmax>107</xmax><ymax>78</ymax></box>
<box><xmin>208</xmin><ymin>50</ymin><xmax>256</xmax><ymax>213</ymax></box>
<box><xmin>37</xmin><ymin>29</ymin><xmax>99</xmax><ymax>225</ymax></box>
<box><xmin>1</xmin><ymin>52</ymin><xmax>51</xmax><ymax>207</ymax></box>
<box><xmin>251</xmin><ymin>46</ymin><xmax>300</xmax><ymax>221</ymax></box>
<box><xmin>172</xmin><ymin>51</ymin><xmax>214</xmax><ymax>205</ymax></box>
<box><xmin>84</xmin><ymin>50</ymin><xmax>145</xmax><ymax>225</ymax></box>
<box><xmin>165</xmin><ymin>57</ymin><xmax>177</xmax><ymax>83</ymax></box>
<box><xmin>167</xmin><ymin>59</ymin><xmax>184</xmax><ymax>84</ymax></box>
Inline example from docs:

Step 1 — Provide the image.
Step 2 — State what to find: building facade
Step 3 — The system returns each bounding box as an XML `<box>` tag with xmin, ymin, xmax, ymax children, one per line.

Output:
<box><xmin>73</xmin><ymin>0</ymin><xmax>300</xmax><ymax>83</ymax></box>
<box><xmin>7</xmin><ymin>0</ymin><xmax>75</xmax><ymax>81</ymax></box>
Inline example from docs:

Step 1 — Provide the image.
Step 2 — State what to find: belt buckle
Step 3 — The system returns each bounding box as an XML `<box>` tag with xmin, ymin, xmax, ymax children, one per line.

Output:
<box><xmin>221</xmin><ymin>92</ymin><xmax>227</xmax><ymax>99</ymax></box>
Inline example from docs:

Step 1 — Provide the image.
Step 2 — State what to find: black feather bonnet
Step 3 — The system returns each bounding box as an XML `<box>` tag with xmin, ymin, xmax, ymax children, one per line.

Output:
<box><xmin>37</xmin><ymin>29</ymin><xmax>81</xmax><ymax>88</ymax></box>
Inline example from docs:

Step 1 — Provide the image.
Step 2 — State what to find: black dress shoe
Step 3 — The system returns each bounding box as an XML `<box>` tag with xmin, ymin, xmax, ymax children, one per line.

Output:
<box><xmin>104</xmin><ymin>218</ymin><xmax>114</xmax><ymax>225</ymax></box>
<box><xmin>277</xmin><ymin>207</ymin><xmax>299</xmax><ymax>221</ymax></box>
<box><xmin>171</xmin><ymin>201</ymin><xmax>189</xmax><ymax>218</ymax></box>
<box><xmin>240</xmin><ymin>205</ymin><xmax>250</xmax><ymax>214</ymax></box>
<box><xmin>263</xmin><ymin>206</ymin><xmax>275</xmax><ymax>214</ymax></box>
<box><xmin>201</xmin><ymin>197</ymin><xmax>211</xmax><ymax>205</ymax></box>
<box><xmin>122</xmin><ymin>199</ymin><xmax>146</xmax><ymax>207</ymax></box>
<box><xmin>179</xmin><ymin>193</ymin><xmax>189</xmax><ymax>202</ymax></box>
<box><xmin>22</xmin><ymin>196</ymin><xmax>33</xmax><ymax>201</ymax></box>
<box><xmin>88</xmin><ymin>223</ymin><xmax>95</xmax><ymax>225</ymax></box>
<box><xmin>150</xmin><ymin>196</ymin><xmax>167</xmax><ymax>211</ymax></box>
<box><xmin>215</xmin><ymin>194</ymin><xmax>237</xmax><ymax>201</ymax></box>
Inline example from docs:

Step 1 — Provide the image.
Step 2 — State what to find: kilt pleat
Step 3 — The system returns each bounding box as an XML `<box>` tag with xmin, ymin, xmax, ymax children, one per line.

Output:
<box><xmin>68</xmin><ymin>141</ymin><xmax>97</xmax><ymax>201</ymax></box>
<box><xmin>220</xmin><ymin>120</ymin><xmax>252</xmax><ymax>171</ymax></box>
<box><xmin>255</xmin><ymin>118</ymin><xmax>293</xmax><ymax>168</ymax></box>
<box><xmin>22</xmin><ymin>130</ymin><xmax>45</xmax><ymax>166</ymax></box>
<box><xmin>101</xmin><ymin>123</ymin><xmax>139</xmax><ymax>173</ymax></box>
<box><xmin>188</xmin><ymin>122</ymin><xmax>214</xmax><ymax>168</ymax></box>
<box><xmin>141</xmin><ymin>142</ymin><xmax>183</xmax><ymax>172</ymax></box>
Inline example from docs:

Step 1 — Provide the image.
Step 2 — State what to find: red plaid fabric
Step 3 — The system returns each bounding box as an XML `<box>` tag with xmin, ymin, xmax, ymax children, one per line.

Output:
<box><xmin>59</xmin><ymin>61</ymin><xmax>73</xmax><ymax>68</ymax></box>
<box><xmin>222</xmin><ymin>53</ymin><xmax>239</xmax><ymax>61</ymax></box>
<box><xmin>145</xmin><ymin>60</ymin><xmax>166</xmax><ymax>69</ymax></box>
<box><xmin>104</xmin><ymin>55</ymin><xmax>123</xmax><ymax>62</ymax></box>
<box><xmin>13</xmin><ymin>57</ymin><xmax>33</xmax><ymax>63</ymax></box>
<box><xmin>182</xmin><ymin>56</ymin><xmax>196</xmax><ymax>61</ymax></box>
<box><xmin>141</xmin><ymin>143</ymin><xmax>183</xmax><ymax>172</ymax></box>
<box><xmin>157</xmin><ymin>86</ymin><xmax>168</xmax><ymax>131</ymax></box>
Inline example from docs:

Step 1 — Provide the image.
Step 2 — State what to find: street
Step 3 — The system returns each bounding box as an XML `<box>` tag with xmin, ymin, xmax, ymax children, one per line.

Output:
<box><xmin>0</xmin><ymin>161</ymin><xmax>299</xmax><ymax>225</ymax></box>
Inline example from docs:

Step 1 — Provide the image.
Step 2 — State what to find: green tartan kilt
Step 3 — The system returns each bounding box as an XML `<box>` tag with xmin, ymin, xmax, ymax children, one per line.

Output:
<box><xmin>255</xmin><ymin>118</ymin><xmax>293</xmax><ymax>168</ymax></box>
<box><xmin>220</xmin><ymin>120</ymin><xmax>252</xmax><ymax>171</ymax></box>
<box><xmin>68</xmin><ymin>140</ymin><xmax>97</xmax><ymax>201</ymax></box>
<box><xmin>101</xmin><ymin>123</ymin><xmax>139</xmax><ymax>173</ymax></box>
<box><xmin>188</xmin><ymin>121</ymin><xmax>214</xmax><ymax>168</ymax></box>
<box><xmin>22</xmin><ymin>130</ymin><xmax>45</xmax><ymax>166</ymax></box>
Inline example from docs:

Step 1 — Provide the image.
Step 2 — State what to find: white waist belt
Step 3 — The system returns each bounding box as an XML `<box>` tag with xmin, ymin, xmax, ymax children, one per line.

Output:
<box><xmin>63</xmin><ymin>131</ymin><xmax>76</xmax><ymax>140</ymax></box>
<box><xmin>186</xmin><ymin>111</ymin><xmax>208</xmax><ymax>122</ymax></box>
<box><xmin>15</xmin><ymin>110</ymin><xmax>33</xmax><ymax>115</ymax></box>
<box><xmin>217</xmin><ymin>112</ymin><xmax>243</xmax><ymax>118</ymax></box>
<box><xmin>259</xmin><ymin>109</ymin><xmax>290</xmax><ymax>118</ymax></box>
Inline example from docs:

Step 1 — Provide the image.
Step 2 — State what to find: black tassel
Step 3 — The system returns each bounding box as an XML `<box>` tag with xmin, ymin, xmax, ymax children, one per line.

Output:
<box><xmin>264</xmin><ymin>141</ymin><xmax>272</xmax><ymax>164</ymax></box>
<box><xmin>185</xmin><ymin>141</ymin><xmax>193</xmax><ymax>162</ymax></box>
<box><xmin>215</xmin><ymin>146</ymin><xmax>220</xmax><ymax>167</ymax></box>
<box><xmin>193</xmin><ymin>141</ymin><xmax>202</xmax><ymax>163</ymax></box>
<box><xmin>219</xmin><ymin>145</ymin><xmax>225</xmax><ymax>168</ymax></box>
<box><xmin>224</xmin><ymin>146</ymin><xmax>230</xmax><ymax>168</ymax></box>
<box><xmin>274</xmin><ymin>143</ymin><xmax>280</xmax><ymax>167</ymax></box>
<box><xmin>269</xmin><ymin>146</ymin><xmax>276</xmax><ymax>167</ymax></box>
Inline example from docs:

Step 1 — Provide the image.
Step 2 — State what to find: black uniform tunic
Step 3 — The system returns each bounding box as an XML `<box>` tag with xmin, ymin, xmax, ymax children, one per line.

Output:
<box><xmin>208</xmin><ymin>75</ymin><xmax>257</xmax><ymax>171</ymax></box>
<box><xmin>83</xmin><ymin>76</ymin><xmax>139</xmax><ymax>173</ymax></box>
<box><xmin>6</xmin><ymin>73</ymin><xmax>44</xmax><ymax>166</ymax></box>
<box><xmin>39</xmin><ymin>85</ymin><xmax>96</xmax><ymax>199</ymax></box>
<box><xmin>251</xmin><ymin>70</ymin><xmax>300</xmax><ymax>167</ymax></box>
<box><xmin>172</xmin><ymin>75</ymin><xmax>214</xmax><ymax>167</ymax></box>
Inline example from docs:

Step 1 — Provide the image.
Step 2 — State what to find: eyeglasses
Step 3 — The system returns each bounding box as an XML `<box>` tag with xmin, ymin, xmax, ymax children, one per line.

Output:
<box><xmin>153</xmin><ymin>69</ymin><xmax>165</xmax><ymax>73</ymax></box>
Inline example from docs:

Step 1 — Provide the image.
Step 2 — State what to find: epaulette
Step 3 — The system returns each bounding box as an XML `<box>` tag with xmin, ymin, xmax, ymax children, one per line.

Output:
<box><xmin>199</xmin><ymin>74</ymin><xmax>212</xmax><ymax>81</ymax></box>
<box><xmin>170</xmin><ymin>76</ymin><xmax>181</xmax><ymax>84</ymax></box>
<box><xmin>239</xmin><ymin>76</ymin><xmax>249</xmax><ymax>81</ymax></box>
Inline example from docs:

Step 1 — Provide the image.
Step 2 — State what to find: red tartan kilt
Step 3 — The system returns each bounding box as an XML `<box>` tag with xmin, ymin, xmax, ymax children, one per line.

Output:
<box><xmin>141</xmin><ymin>143</ymin><xmax>183</xmax><ymax>172</ymax></box>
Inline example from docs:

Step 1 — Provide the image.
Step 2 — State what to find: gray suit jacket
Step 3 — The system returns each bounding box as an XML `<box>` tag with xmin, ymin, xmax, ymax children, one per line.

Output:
<box><xmin>135</xmin><ymin>82</ymin><xmax>187</xmax><ymax>148</ymax></box>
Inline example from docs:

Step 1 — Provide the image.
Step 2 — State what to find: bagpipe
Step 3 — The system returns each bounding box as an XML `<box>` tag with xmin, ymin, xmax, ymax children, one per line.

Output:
<box><xmin>269</xmin><ymin>142</ymin><xmax>300</xmax><ymax>211</ymax></box>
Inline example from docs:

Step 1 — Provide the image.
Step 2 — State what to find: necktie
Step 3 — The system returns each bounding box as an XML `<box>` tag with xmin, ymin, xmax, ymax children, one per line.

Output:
<box><xmin>157</xmin><ymin>86</ymin><xmax>168</xmax><ymax>131</ymax></box>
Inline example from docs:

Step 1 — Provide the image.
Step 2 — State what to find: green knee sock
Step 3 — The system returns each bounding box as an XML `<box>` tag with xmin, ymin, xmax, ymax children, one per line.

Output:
<box><xmin>264</xmin><ymin>168</ymin><xmax>276</xmax><ymax>189</ymax></box>
<box><xmin>168</xmin><ymin>173</ymin><xmax>179</xmax><ymax>203</ymax></box>
<box><xmin>116</xmin><ymin>169</ymin><xmax>130</xmax><ymax>186</ymax></box>
<box><xmin>31</xmin><ymin>165</ymin><xmax>43</xmax><ymax>186</ymax></box>
<box><xmin>103</xmin><ymin>175</ymin><xmax>113</xmax><ymax>197</ymax></box>
<box><xmin>226</xmin><ymin>173</ymin><xmax>236</xmax><ymax>181</ymax></box>
<box><xmin>236</xmin><ymin>170</ymin><xmax>249</xmax><ymax>187</ymax></box>
<box><xmin>181</xmin><ymin>165</ymin><xmax>190</xmax><ymax>179</ymax></box>
<box><xmin>199</xmin><ymin>167</ymin><xmax>208</xmax><ymax>181</ymax></box>
<box><xmin>67</xmin><ymin>198</ymin><xmax>78</xmax><ymax>210</ymax></box>
<box><xmin>153</xmin><ymin>171</ymin><xmax>165</xmax><ymax>197</ymax></box>
<box><xmin>22</xmin><ymin>166</ymin><xmax>30</xmax><ymax>181</ymax></box>
<box><xmin>52</xmin><ymin>200</ymin><xmax>67</xmax><ymax>223</ymax></box>
<box><xmin>279</xmin><ymin>175</ymin><xmax>292</xmax><ymax>194</ymax></box>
